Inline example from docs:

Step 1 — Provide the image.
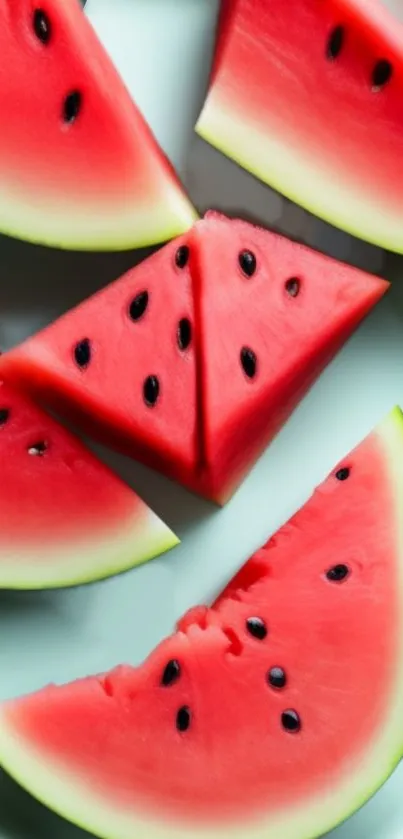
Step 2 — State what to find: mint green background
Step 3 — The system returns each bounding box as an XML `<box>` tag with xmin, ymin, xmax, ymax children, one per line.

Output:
<box><xmin>0</xmin><ymin>1</ymin><xmax>403</xmax><ymax>837</ymax></box>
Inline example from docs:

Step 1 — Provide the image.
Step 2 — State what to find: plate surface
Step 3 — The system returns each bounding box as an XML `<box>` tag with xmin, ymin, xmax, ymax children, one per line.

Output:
<box><xmin>0</xmin><ymin>2</ymin><xmax>403</xmax><ymax>838</ymax></box>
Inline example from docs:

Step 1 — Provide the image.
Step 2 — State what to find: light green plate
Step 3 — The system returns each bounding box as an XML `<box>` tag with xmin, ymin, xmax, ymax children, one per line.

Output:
<box><xmin>0</xmin><ymin>2</ymin><xmax>402</xmax><ymax>839</ymax></box>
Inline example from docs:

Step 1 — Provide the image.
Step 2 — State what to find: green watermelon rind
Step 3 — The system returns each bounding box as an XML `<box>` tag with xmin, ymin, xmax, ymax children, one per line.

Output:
<box><xmin>0</xmin><ymin>732</ymin><xmax>399</xmax><ymax>839</ymax></box>
<box><xmin>196</xmin><ymin>102</ymin><xmax>403</xmax><ymax>254</ymax></box>
<box><xmin>0</xmin><ymin>408</ymin><xmax>403</xmax><ymax>838</ymax></box>
<box><xmin>0</xmin><ymin>512</ymin><xmax>179</xmax><ymax>590</ymax></box>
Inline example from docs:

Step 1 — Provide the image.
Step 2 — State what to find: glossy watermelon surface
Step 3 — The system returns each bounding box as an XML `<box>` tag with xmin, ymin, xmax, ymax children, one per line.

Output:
<box><xmin>1</xmin><ymin>233</ymin><xmax>202</xmax><ymax>489</ymax></box>
<box><xmin>0</xmin><ymin>381</ymin><xmax>178</xmax><ymax>589</ymax></box>
<box><xmin>191</xmin><ymin>213</ymin><xmax>387</xmax><ymax>501</ymax></box>
<box><xmin>197</xmin><ymin>0</ymin><xmax>403</xmax><ymax>253</ymax></box>
<box><xmin>0</xmin><ymin>213</ymin><xmax>388</xmax><ymax>503</ymax></box>
<box><xmin>0</xmin><ymin>0</ymin><xmax>196</xmax><ymax>250</ymax></box>
<box><xmin>1</xmin><ymin>408</ymin><xmax>403</xmax><ymax>839</ymax></box>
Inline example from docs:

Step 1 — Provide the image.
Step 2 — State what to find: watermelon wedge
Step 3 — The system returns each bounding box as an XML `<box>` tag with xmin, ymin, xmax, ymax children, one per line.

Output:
<box><xmin>0</xmin><ymin>380</ymin><xmax>178</xmax><ymax>589</ymax></box>
<box><xmin>0</xmin><ymin>213</ymin><xmax>388</xmax><ymax>504</ymax></box>
<box><xmin>196</xmin><ymin>0</ymin><xmax>403</xmax><ymax>253</ymax></box>
<box><xmin>0</xmin><ymin>0</ymin><xmax>196</xmax><ymax>250</ymax></box>
<box><xmin>1</xmin><ymin>406</ymin><xmax>403</xmax><ymax>839</ymax></box>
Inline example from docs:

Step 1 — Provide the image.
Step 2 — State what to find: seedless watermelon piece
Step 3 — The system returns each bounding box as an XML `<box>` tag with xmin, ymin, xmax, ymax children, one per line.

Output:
<box><xmin>0</xmin><ymin>381</ymin><xmax>178</xmax><ymax>589</ymax></box>
<box><xmin>209</xmin><ymin>0</ymin><xmax>234</xmax><ymax>84</ymax></box>
<box><xmin>193</xmin><ymin>212</ymin><xmax>388</xmax><ymax>501</ymax></box>
<box><xmin>0</xmin><ymin>0</ymin><xmax>196</xmax><ymax>250</ymax></box>
<box><xmin>197</xmin><ymin>0</ymin><xmax>403</xmax><ymax>253</ymax></box>
<box><xmin>0</xmin><ymin>214</ymin><xmax>388</xmax><ymax>503</ymax></box>
<box><xmin>1</xmin><ymin>407</ymin><xmax>403</xmax><ymax>838</ymax></box>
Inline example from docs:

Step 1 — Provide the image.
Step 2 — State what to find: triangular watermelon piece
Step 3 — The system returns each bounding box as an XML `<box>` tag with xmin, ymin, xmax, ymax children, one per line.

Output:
<box><xmin>0</xmin><ymin>0</ymin><xmax>196</xmax><ymax>250</ymax></box>
<box><xmin>1</xmin><ymin>233</ymin><xmax>201</xmax><ymax>488</ymax></box>
<box><xmin>0</xmin><ymin>214</ymin><xmax>388</xmax><ymax>503</ymax></box>
<box><xmin>0</xmin><ymin>380</ymin><xmax>178</xmax><ymax>589</ymax></box>
<box><xmin>193</xmin><ymin>212</ymin><xmax>388</xmax><ymax>500</ymax></box>
<box><xmin>196</xmin><ymin>0</ymin><xmax>403</xmax><ymax>253</ymax></box>
<box><xmin>1</xmin><ymin>407</ymin><xmax>403</xmax><ymax>839</ymax></box>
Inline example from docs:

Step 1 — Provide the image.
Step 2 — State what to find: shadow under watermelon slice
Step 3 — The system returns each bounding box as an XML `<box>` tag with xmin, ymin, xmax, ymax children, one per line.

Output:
<box><xmin>0</xmin><ymin>407</ymin><xmax>402</xmax><ymax>838</ymax></box>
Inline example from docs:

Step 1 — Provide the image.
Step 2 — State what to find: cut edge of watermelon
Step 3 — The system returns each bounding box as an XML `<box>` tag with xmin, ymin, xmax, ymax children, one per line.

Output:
<box><xmin>0</xmin><ymin>179</ymin><xmax>198</xmax><ymax>252</ymax></box>
<box><xmin>0</xmin><ymin>508</ymin><xmax>179</xmax><ymax>590</ymax></box>
<box><xmin>0</xmin><ymin>407</ymin><xmax>403</xmax><ymax>839</ymax></box>
<box><xmin>196</xmin><ymin>100</ymin><xmax>403</xmax><ymax>254</ymax></box>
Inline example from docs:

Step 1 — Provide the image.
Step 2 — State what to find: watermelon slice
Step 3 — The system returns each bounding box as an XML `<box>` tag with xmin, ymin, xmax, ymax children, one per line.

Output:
<box><xmin>1</xmin><ymin>406</ymin><xmax>402</xmax><ymax>839</ymax></box>
<box><xmin>0</xmin><ymin>0</ymin><xmax>196</xmax><ymax>250</ymax></box>
<box><xmin>0</xmin><ymin>213</ymin><xmax>388</xmax><ymax>503</ymax></box>
<box><xmin>196</xmin><ymin>0</ymin><xmax>403</xmax><ymax>253</ymax></box>
<box><xmin>0</xmin><ymin>380</ymin><xmax>178</xmax><ymax>589</ymax></box>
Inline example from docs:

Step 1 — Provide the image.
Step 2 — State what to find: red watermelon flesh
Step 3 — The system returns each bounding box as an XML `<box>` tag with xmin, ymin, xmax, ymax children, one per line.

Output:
<box><xmin>0</xmin><ymin>0</ymin><xmax>196</xmax><ymax>250</ymax></box>
<box><xmin>1</xmin><ymin>407</ymin><xmax>403</xmax><ymax>839</ymax></box>
<box><xmin>0</xmin><ymin>380</ymin><xmax>178</xmax><ymax>589</ymax></box>
<box><xmin>197</xmin><ymin>0</ymin><xmax>403</xmax><ymax>253</ymax></box>
<box><xmin>210</xmin><ymin>0</ymin><xmax>234</xmax><ymax>84</ymax></box>
<box><xmin>0</xmin><ymin>235</ymin><xmax>200</xmax><ymax>487</ymax></box>
<box><xmin>193</xmin><ymin>212</ymin><xmax>388</xmax><ymax>500</ymax></box>
<box><xmin>0</xmin><ymin>213</ymin><xmax>388</xmax><ymax>503</ymax></box>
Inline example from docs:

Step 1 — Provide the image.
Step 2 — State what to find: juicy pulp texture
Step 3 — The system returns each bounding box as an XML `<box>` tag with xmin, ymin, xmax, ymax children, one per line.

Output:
<box><xmin>193</xmin><ymin>213</ymin><xmax>388</xmax><ymax>501</ymax></box>
<box><xmin>197</xmin><ymin>0</ymin><xmax>403</xmax><ymax>252</ymax></box>
<box><xmin>0</xmin><ymin>214</ymin><xmax>388</xmax><ymax>503</ymax></box>
<box><xmin>0</xmin><ymin>237</ymin><xmax>201</xmax><ymax>487</ymax></box>
<box><xmin>0</xmin><ymin>382</ymin><xmax>178</xmax><ymax>589</ymax></box>
<box><xmin>0</xmin><ymin>0</ymin><xmax>196</xmax><ymax>250</ymax></box>
<box><xmin>1</xmin><ymin>408</ymin><xmax>403</xmax><ymax>839</ymax></box>
<box><xmin>210</xmin><ymin>0</ymin><xmax>234</xmax><ymax>84</ymax></box>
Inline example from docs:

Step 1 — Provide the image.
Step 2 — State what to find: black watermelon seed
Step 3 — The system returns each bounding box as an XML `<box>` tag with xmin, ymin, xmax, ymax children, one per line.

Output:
<box><xmin>177</xmin><ymin>318</ymin><xmax>192</xmax><ymax>351</ymax></box>
<box><xmin>285</xmin><ymin>277</ymin><xmax>300</xmax><ymax>297</ymax></box>
<box><xmin>240</xmin><ymin>347</ymin><xmax>257</xmax><ymax>379</ymax></box>
<box><xmin>28</xmin><ymin>441</ymin><xmax>48</xmax><ymax>457</ymax></box>
<box><xmin>0</xmin><ymin>408</ymin><xmax>10</xmax><ymax>426</ymax></box>
<box><xmin>326</xmin><ymin>25</ymin><xmax>344</xmax><ymax>60</ymax></box>
<box><xmin>161</xmin><ymin>660</ymin><xmax>181</xmax><ymax>686</ymax></box>
<box><xmin>129</xmin><ymin>291</ymin><xmax>149</xmax><ymax>322</ymax></box>
<box><xmin>281</xmin><ymin>710</ymin><xmax>301</xmax><ymax>733</ymax></box>
<box><xmin>246</xmin><ymin>617</ymin><xmax>267</xmax><ymax>640</ymax></box>
<box><xmin>372</xmin><ymin>59</ymin><xmax>393</xmax><ymax>91</ymax></box>
<box><xmin>74</xmin><ymin>339</ymin><xmax>91</xmax><ymax>369</ymax></box>
<box><xmin>335</xmin><ymin>467</ymin><xmax>350</xmax><ymax>481</ymax></box>
<box><xmin>143</xmin><ymin>375</ymin><xmax>160</xmax><ymax>407</ymax></box>
<box><xmin>176</xmin><ymin>706</ymin><xmax>191</xmax><ymax>732</ymax></box>
<box><xmin>175</xmin><ymin>246</ymin><xmax>189</xmax><ymax>269</ymax></box>
<box><xmin>239</xmin><ymin>250</ymin><xmax>257</xmax><ymax>277</ymax></box>
<box><xmin>326</xmin><ymin>564</ymin><xmax>350</xmax><ymax>583</ymax></box>
<box><xmin>268</xmin><ymin>667</ymin><xmax>287</xmax><ymax>689</ymax></box>
<box><xmin>33</xmin><ymin>9</ymin><xmax>51</xmax><ymax>44</ymax></box>
<box><xmin>63</xmin><ymin>91</ymin><xmax>82</xmax><ymax>124</ymax></box>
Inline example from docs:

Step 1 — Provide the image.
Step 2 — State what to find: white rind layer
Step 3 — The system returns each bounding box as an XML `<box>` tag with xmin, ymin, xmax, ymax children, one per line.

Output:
<box><xmin>0</xmin><ymin>179</ymin><xmax>197</xmax><ymax>251</ymax></box>
<box><xmin>0</xmin><ymin>508</ymin><xmax>179</xmax><ymax>589</ymax></box>
<box><xmin>196</xmin><ymin>96</ymin><xmax>403</xmax><ymax>254</ymax></box>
